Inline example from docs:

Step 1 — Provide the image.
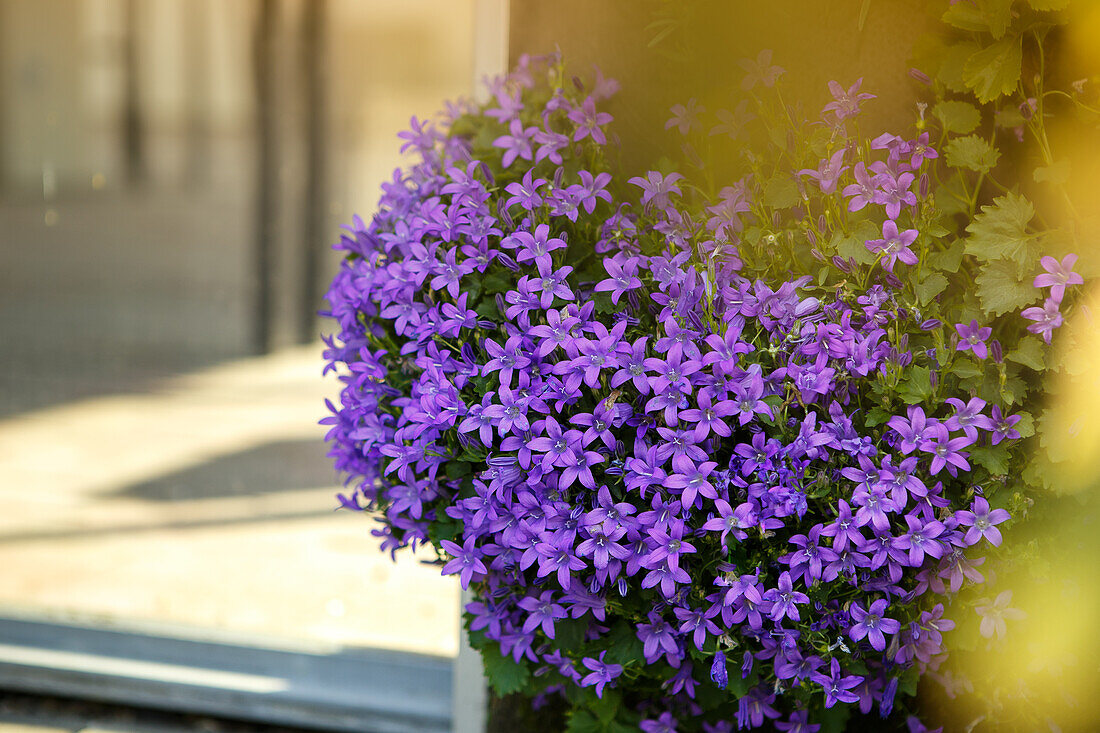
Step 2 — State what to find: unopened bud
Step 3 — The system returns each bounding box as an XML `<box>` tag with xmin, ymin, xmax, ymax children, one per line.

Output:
<box><xmin>908</xmin><ymin>67</ymin><xmax>932</xmax><ymax>86</ymax></box>
<box><xmin>990</xmin><ymin>339</ymin><xmax>1003</xmax><ymax>363</ymax></box>
<box><xmin>832</xmin><ymin>255</ymin><xmax>852</xmax><ymax>273</ymax></box>
<box><xmin>919</xmin><ymin>173</ymin><xmax>930</xmax><ymax>199</ymax></box>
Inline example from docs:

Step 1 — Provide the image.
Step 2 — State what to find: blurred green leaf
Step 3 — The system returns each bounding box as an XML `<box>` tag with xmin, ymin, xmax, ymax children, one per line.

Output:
<box><xmin>963</xmin><ymin>37</ymin><xmax>1024</xmax><ymax>103</ymax></box>
<box><xmin>933</xmin><ymin>100</ymin><xmax>982</xmax><ymax>134</ymax></box>
<box><xmin>763</xmin><ymin>174</ymin><xmax>800</xmax><ymax>209</ymax></box>
<box><xmin>1034</xmin><ymin>159</ymin><xmax>1070</xmax><ymax>185</ymax></box>
<box><xmin>940</xmin><ymin>42</ymin><xmax>982</xmax><ymax>93</ymax></box>
<box><xmin>945</xmin><ymin>134</ymin><xmax>1001</xmax><ymax>173</ymax></box>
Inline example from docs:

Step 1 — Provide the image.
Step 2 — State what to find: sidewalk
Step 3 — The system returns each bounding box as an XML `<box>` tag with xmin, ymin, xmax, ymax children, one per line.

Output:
<box><xmin>0</xmin><ymin>345</ymin><xmax>458</xmax><ymax>658</ymax></box>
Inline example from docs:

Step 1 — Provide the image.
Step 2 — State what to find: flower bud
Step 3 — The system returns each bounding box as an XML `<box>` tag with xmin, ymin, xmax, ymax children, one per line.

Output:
<box><xmin>919</xmin><ymin>173</ymin><xmax>930</xmax><ymax>199</ymax></box>
<box><xmin>908</xmin><ymin>67</ymin><xmax>932</xmax><ymax>86</ymax></box>
<box><xmin>806</xmin><ymin>229</ymin><xmax>817</xmax><ymax>246</ymax></box>
<box><xmin>810</xmin><ymin>247</ymin><xmax>826</xmax><ymax>262</ymax></box>
<box><xmin>990</xmin><ymin>339</ymin><xmax>1003</xmax><ymax>363</ymax></box>
<box><xmin>832</xmin><ymin>255</ymin><xmax>852</xmax><ymax>273</ymax></box>
<box><xmin>920</xmin><ymin>318</ymin><xmax>941</xmax><ymax>331</ymax></box>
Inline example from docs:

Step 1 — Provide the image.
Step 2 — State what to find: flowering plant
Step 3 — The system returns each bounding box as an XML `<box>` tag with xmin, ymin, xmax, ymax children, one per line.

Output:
<box><xmin>322</xmin><ymin>3</ymin><xmax>1094</xmax><ymax>729</ymax></box>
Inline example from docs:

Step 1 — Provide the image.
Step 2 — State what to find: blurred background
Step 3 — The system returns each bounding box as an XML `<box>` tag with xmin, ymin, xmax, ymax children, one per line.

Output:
<box><xmin>0</xmin><ymin>1</ymin><xmax>507</xmax><ymax>730</ymax></box>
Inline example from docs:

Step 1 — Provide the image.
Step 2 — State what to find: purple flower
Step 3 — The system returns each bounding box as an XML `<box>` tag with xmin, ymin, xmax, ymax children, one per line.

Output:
<box><xmin>509</xmin><ymin>223</ymin><xmax>567</xmax><ymax>271</ymax></box>
<box><xmin>873</xmin><ymin>170</ymin><xmax>917</xmax><ymax>219</ymax></box>
<box><xmin>955</xmin><ymin>320</ymin><xmax>992</xmax><ymax>359</ymax></box>
<box><xmin>492</xmin><ymin>118</ymin><xmax>537</xmax><ymax>168</ymax></box>
<box><xmin>955</xmin><ymin>496</ymin><xmax>1011</xmax><ymax>546</ymax></box>
<box><xmin>865</xmin><ymin>220</ymin><xmax>918</xmax><ymax>272</ymax></box>
<box><xmin>799</xmin><ymin>149</ymin><xmax>848</xmax><ymax>195</ymax></box>
<box><xmin>811</xmin><ymin>657</ymin><xmax>862</xmax><ymax>708</ymax></box>
<box><xmin>594</xmin><ymin>255</ymin><xmax>643</xmax><ymax>304</ymax></box>
<box><xmin>849</xmin><ymin>599</ymin><xmax>901</xmax><ymax>651</ymax></box>
<box><xmin>641</xmin><ymin>712</ymin><xmax>679</xmax><ymax>733</ymax></box>
<box><xmin>1033</xmin><ymin>253</ymin><xmax>1083</xmax><ymax>302</ymax></box>
<box><xmin>989</xmin><ymin>405</ymin><xmax>1023</xmax><ymax>445</ymax></box>
<box><xmin>580</xmin><ymin>651</ymin><xmax>622</xmax><ymax>697</ymax></box>
<box><xmin>1021</xmin><ymin>297</ymin><xmax>1064</xmax><ymax>344</ymax></box>
<box><xmin>739</xmin><ymin>49</ymin><xmax>784</xmax><ymax>90</ymax></box>
<box><xmin>518</xmin><ymin>590</ymin><xmax>567</xmax><ymax>639</ymax></box>
<box><xmin>823</xmin><ymin>78</ymin><xmax>875</xmax><ymax>121</ymax></box>
<box><xmin>974</xmin><ymin>590</ymin><xmax>1025</xmax><ymax>638</ymax></box>
<box><xmin>842</xmin><ymin>162</ymin><xmax>877</xmax><ymax>212</ymax></box>
<box><xmin>666</xmin><ymin>99</ymin><xmax>704</xmax><ymax>135</ymax></box>
<box><xmin>568</xmin><ymin>96</ymin><xmax>613</xmax><ymax>145</ymax></box>
<box><xmin>503</xmin><ymin>170</ymin><xmax>546</xmax><ymax>211</ymax></box>
<box><xmin>944</xmin><ymin>397</ymin><xmax>994</xmax><ymax>441</ymax></box>
<box><xmin>440</xmin><ymin>537</ymin><xmax>487</xmax><ymax>588</ymax></box>
<box><xmin>629</xmin><ymin>171</ymin><xmax>684</xmax><ymax>211</ymax></box>
<box><xmin>765</xmin><ymin>571</ymin><xmax>809</xmax><ymax>622</ymax></box>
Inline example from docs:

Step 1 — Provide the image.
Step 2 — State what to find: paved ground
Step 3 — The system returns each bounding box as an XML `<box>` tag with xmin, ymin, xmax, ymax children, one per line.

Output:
<box><xmin>0</xmin><ymin>344</ymin><xmax>458</xmax><ymax>658</ymax></box>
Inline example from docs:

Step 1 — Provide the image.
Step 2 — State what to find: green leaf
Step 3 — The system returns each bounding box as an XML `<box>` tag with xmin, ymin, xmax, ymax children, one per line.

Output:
<box><xmin>1015</xmin><ymin>410</ymin><xmax>1036</xmax><ymax>438</ymax></box>
<box><xmin>590</xmin><ymin>689</ymin><xmax>621</xmax><ymax>724</ymax></box>
<box><xmin>865</xmin><ymin>406</ymin><xmax>892</xmax><ymax>427</ymax></box>
<box><xmin>939</xmin><ymin>42</ymin><xmax>981</xmax><ymax>94</ymax></box>
<box><xmin>963</xmin><ymin>37</ymin><xmax>1024</xmax><ymax>104</ymax></box>
<box><xmin>952</xmin><ymin>359</ymin><xmax>985</xmax><ymax>378</ymax></box>
<box><xmin>994</xmin><ymin>105</ymin><xmax>1027</xmax><ymax>128</ymax></box>
<box><xmin>602</xmin><ymin>621</ymin><xmax>645</xmax><ymax>667</ymax></box>
<box><xmin>970</xmin><ymin>444</ymin><xmax>1011</xmax><ymax>475</ymax></box>
<box><xmin>945</xmin><ymin>134</ymin><xmax>1001</xmax><ymax>173</ymax></box>
<box><xmin>565</xmin><ymin>711</ymin><xmax>601</xmax><ymax>733</ymax></box>
<box><xmin>942</xmin><ymin>2</ymin><xmax>988</xmax><ymax>32</ymax></box>
<box><xmin>481</xmin><ymin>644</ymin><xmax>529</xmax><ymax>696</ymax></box>
<box><xmin>835</xmin><ymin>230</ymin><xmax>877</xmax><ymax>265</ymax></box>
<box><xmin>763</xmin><ymin>174</ymin><xmax>800</xmax><ymax>209</ymax></box>
<box><xmin>914</xmin><ymin>273</ymin><xmax>949</xmax><ymax>305</ymax></box>
<box><xmin>965</xmin><ymin>192</ymin><xmax>1035</xmax><ymax>264</ymax></box>
<box><xmin>555</xmin><ymin>618</ymin><xmax>587</xmax><ymax>652</ymax></box>
<box><xmin>975</xmin><ymin>258</ymin><xmax>1038</xmax><ymax>316</ymax></box>
<box><xmin>1008</xmin><ymin>336</ymin><xmax>1046</xmax><ymax>370</ymax></box>
<box><xmin>1027</xmin><ymin>0</ymin><xmax>1069</xmax><ymax>10</ymax></box>
<box><xmin>944</xmin><ymin>0</ymin><xmax>1013</xmax><ymax>38</ymax></box>
<box><xmin>1034</xmin><ymin>159</ymin><xmax>1070</xmax><ymax>185</ymax></box>
<box><xmin>898</xmin><ymin>366</ymin><xmax>934</xmax><ymax>404</ymax></box>
<box><xmin>818</xmin><ymin>703</ymin><xmax>853</xmax><ymax>733</ymax></box>
<box><xmin>927</xmin><ymin>239</ymin><xmax>966</xmax><ymax>273</ymax></box>
<box><xmin>933</xmin><ymin>100</ymin><xmax>982</xmax><ymax>134</ymax></box>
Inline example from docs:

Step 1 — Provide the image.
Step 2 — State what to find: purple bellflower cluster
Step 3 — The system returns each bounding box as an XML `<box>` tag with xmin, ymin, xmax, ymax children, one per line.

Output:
<box><xmin>321</xmin><ymin>51</ymin><xmax>1082</xmax><ymax>730</ymax></box>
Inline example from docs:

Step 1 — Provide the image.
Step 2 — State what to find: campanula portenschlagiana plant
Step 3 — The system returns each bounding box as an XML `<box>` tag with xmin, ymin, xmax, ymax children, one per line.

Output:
<box><xmin>322</xmin><ymin>2</ymin><xmax>1095</xmax><ymax>728</ymax></box>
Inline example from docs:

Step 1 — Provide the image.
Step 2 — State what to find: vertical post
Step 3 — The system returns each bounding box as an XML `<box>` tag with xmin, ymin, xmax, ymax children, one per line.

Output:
<box><xmin>298</xmin><ymin>0</ymin><xmax>327</xmax><ymax>345</ymax></box>
<box><xmin>251</xmin><ymin>0</ymin><xmax>279</xmax><ymax>355</ymax></box>
<box><xmin>453</xmin><ymin>588</ymin><xmax>487</xmax><ymax>733</ymax></box>
<box><xmin>122</xmin><ymin>0</ymin><xmax>145</xmax><ymax>185</ymax></box>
